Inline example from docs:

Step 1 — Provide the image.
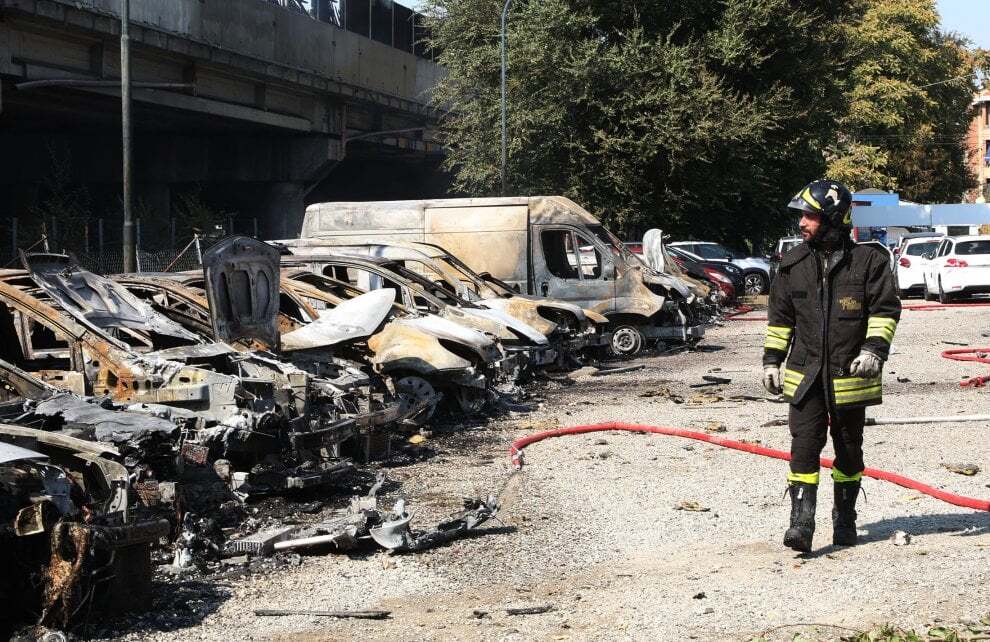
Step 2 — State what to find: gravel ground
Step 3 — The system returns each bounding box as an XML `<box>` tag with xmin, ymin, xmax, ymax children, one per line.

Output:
<box><xmin>98</xmin><ymin>304</ymin><xmax>990</xmax><ymax>641</ymax></box>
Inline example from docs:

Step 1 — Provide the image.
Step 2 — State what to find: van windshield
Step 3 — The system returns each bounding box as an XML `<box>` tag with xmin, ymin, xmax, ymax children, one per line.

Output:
<box><xmin>588</xmin><ymin>225</ymin><xmax>635</xmax><ymax>261</ymax></box>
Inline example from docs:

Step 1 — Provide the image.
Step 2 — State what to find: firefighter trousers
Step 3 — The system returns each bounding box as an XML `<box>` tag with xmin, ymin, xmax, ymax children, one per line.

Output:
<box><xmin>788</xmin><ymin>375</ymin><xmax>865</xmax><ymax>483</ymax></box>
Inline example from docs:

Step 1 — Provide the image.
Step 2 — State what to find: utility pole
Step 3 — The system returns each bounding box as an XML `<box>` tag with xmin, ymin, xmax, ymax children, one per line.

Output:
<box><xmin>500</xmin><ymin>0</ymin><xmax>512</xmax><ymax>197</ymax></box>
<box><xmin>121</xmin><ymin>0</ymin><xmax>136</xmax><ymax>272</ymax></box>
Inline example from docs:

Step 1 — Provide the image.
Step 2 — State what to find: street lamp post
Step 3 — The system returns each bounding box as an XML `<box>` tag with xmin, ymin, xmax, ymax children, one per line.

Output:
<box><xmin>121</xmin><ymin>0</ymin><xmax>136</xmax><ymax>272</ymax></box>
<box><xmin>500</xmin><ymin>0</ymin><xmax>512</xmax><ymax>197</ymax></box>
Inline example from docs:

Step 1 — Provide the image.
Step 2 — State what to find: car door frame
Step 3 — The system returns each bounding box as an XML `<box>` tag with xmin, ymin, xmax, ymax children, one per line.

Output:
<box><xmin>531</xmin><ymin>225</ymin><xmax>616</xmax><ymax>310</ymax></box>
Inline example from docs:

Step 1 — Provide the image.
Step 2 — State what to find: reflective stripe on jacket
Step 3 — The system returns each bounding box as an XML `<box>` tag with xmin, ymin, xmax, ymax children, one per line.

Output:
<box><xmin>762</xmin><ymin>241</ymin><xmax>901</xmax><ymax>408</ymax></box>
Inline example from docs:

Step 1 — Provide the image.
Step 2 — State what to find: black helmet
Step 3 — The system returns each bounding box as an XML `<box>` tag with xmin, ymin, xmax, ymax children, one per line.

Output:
<box><xmin>788</xmin><ymin>179</ymin><xmax>853</xmax><ymax>229</ymax></box>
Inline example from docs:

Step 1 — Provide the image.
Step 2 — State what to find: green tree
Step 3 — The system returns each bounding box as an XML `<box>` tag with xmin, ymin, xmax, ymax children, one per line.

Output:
<box><xmin>426</xmin><ymin>0</ymin><xmax>984</xmax><ymax>246</ymax></box>
<box><xmin>425</xmin><ymin>0</ymin><xmax>854</xmax><ymax>247</ymax></box>
<box><xmin>825</xmin><ymin>0</ymin><xmax>977</xmax><ymax>201</ymax></box>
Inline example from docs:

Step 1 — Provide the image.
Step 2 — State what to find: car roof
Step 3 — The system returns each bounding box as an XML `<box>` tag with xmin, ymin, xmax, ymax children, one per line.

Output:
<box><xmin>902</xmin><ymin>236</ymin><xmax>941</xmax><ymax>243</ymax></box>
<box><xmin>900</xmin><ymin>232</ymin><xmax>943</xmax><ymax>240</ymax></box>
<box><xmin>947</xmin><ymin>235</ymin><xmax>990</xmax><ymax>242</ymax></box>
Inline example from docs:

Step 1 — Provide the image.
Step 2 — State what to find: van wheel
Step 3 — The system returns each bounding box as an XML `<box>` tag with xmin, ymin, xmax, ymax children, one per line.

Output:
<box><xmin>609</xmin><ymin>325</ymin><xmax>644</xmax><ymax>357</ymax></box>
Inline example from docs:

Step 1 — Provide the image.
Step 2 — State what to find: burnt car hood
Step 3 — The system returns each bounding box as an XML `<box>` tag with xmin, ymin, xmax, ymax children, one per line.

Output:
<box><xmin>202</xmin><ymin>236</ymin><xmax>281</xmax><ymax>349</ymax></box>
<box><xmin>642</xmin><ymin>268</ymin><xmax>694</xmax><ymax>300</ymax></box>
<box><xmin>21</xmin><ymin>252</ymin><xmax>199</xmax><ymax>342</ymax></box>
<box><xmin>281</xmin><ymin>289</ymin><xmax>395</xmax><ymax>352</ymax></box>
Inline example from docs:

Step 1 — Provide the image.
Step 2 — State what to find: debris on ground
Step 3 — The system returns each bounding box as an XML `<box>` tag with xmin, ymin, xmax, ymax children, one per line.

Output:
<box><xmin>674</xmin><ymin>500</ymin><xmax>711</xmax><ymax>512</ymax></box>
<box><xmin>942</xmin><ymin>463</ymin><xmax>981</xmax><ymax>476</ymax></box>
<box><xmin>254</xmin><ymin>609</ymin><xmax>391</xmax><ymax>619</ymax></box>
<box><xmin>891</xmin><ymin>531</ymin><xmax>913</xmax><ymax>546</ymax></box>
<box><xmin>505</xmin><ymin>604</ymin><xmax>555</xmax><ymax>615</ymax></box>
<box><xmin>639</xmin><ymin>387</ymin><xmax>685</xmax><ymax>403</ymax></box>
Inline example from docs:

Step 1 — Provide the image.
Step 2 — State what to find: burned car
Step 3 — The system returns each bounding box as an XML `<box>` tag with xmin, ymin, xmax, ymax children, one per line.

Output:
<box><xmin>0</xmin><ymin>425</ymin><xmax>170</xmax><ymax>635</ymax></box>
<box><xmin>279</xmin><ymin>253</ymin><xmax>558</xmax><ymax>372</ymax></box>
<box><xmin>113</xmin><ymin>266</ymin><xmax>504</xmax><ymax>422</ymax></box>
<box><xmin>279</xmin><ymin>239</ymin><xmax>611</xmax><ymax>364</ymax></box>
<box><xmin>0</xmin><ymin>246</ymin><xmax>398</xmax><ymax>500</ymax></box>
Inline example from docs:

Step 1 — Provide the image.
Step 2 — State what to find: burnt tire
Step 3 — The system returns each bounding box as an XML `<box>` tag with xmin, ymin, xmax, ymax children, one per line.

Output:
<box><xmin>453</xmin><ymin>386</ymin><xmax>488</xmax><ymax>415</ymax></box>
<box><xmin>609</xmin><ymin>325</ymin><xmax>644</xmax><ymax>357</ymax></box>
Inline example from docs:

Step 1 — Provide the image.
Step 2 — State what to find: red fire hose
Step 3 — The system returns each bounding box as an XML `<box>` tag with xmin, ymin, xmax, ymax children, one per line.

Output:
<box><xmin>510</xmin><ymin>422</ymin><xmax>990</xmax><ymax>512</ymax></box>
<box><xmin>725</xmin><ymin>305</ymin><xmax>767</xmax><ymax>322</ymax></box>
<box><xmin>942</xmin><ymin>347</ymin><xmax>990</xmax><ymax>388</ymax></box>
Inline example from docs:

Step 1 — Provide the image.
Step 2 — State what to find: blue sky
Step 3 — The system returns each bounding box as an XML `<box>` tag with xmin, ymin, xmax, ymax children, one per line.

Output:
<box><xmin>938</xmin><ymin>0</ymin><xmax>990</xmax><ymax>48</ymax></box>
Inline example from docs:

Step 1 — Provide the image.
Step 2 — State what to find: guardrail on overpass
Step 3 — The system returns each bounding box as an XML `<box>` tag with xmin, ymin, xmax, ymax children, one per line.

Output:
<box><xmin>263</xmin><ymin>0</ymin><xmax>437</xmax><ymax>61</ymax></box>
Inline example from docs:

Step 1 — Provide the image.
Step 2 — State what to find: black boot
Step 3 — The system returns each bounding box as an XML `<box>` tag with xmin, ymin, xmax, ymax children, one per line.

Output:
<box><xmin>783</xmin><ymin>482</ymin><xmax>817</xmax><ymax>552</ymax></box>
<box><xmin>832</xmin><ymin>481</ymin><xmax>861</xmax><ymax>546</ymax></box>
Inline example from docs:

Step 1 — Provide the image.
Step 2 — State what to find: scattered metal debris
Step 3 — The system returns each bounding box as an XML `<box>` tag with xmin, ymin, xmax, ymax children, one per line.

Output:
<box><xmin>505</xmin><ymin>604</ymin><xmax>555</xmax><ymax>616</ymax></box>
<box><xmin>942</xmin><ymin>463</ymin><xmax>981</xmax><ymax>476</ymax></box>
<box><xmin>254</xmin><ymin>609</ymin><xmax>391</xmax><ymax>619</ymax></box>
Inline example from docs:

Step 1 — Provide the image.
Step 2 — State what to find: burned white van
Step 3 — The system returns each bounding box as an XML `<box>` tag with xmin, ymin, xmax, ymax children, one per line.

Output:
<box><xmin>299</xmin><ymin>196</ymin><xmax>703</xmax><ymax>356</ymax></box>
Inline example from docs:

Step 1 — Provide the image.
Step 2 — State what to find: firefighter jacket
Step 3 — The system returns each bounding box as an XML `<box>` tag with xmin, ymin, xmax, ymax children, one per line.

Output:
<box><xmin>763</xmin><ymin>240</ymin><xmax>901</xmax><ymax>408</ymax></box>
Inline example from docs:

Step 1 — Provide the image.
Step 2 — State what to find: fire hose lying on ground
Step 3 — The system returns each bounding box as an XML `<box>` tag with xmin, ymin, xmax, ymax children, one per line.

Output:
<box><xmin>509</xmin><ymin>422</ymin><xmax>990</xmax><ymax>511</ymax></box>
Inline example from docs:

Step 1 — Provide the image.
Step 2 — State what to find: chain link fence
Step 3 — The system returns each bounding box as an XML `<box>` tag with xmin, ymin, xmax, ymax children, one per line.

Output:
<box><xmin>0</xmin><ymin>232</ymin><xmax>225</xmax><ymax>276</ymax></box>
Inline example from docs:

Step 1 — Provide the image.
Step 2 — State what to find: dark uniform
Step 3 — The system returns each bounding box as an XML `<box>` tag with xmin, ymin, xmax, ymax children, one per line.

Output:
<box><xmin>763</xmin><ymin>179</ymin><xmax>901</xmax><ymax>552</ymax></box>
<box><xmin>763</xmin><ymin>240</ymin><xmax>901</xmax><ymax>484</ymax></box>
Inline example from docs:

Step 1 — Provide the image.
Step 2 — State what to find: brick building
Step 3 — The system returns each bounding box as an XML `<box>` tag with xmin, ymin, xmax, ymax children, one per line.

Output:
<box><xmin>967</xmin><ymin>90</ymin><xmax>990</xmax><ymax>202</ymax></box>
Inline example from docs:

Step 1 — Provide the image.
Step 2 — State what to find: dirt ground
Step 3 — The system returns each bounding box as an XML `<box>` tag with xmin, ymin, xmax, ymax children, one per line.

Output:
<box><xmin>103</xmin><ymin>304</ymin><xmax>990</xmax><ymax>642</ymax></box>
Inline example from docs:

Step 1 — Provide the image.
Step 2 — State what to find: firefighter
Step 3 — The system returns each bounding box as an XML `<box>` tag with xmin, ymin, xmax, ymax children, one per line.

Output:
<box><xmin>762</xmin><ymin>179</ymin><xmax>901</xmax><ymax>552</ymax></box>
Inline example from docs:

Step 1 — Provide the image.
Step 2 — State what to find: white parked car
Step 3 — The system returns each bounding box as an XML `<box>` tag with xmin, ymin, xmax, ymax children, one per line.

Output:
<box><xmin>894</xmin><ymin>234</ymin><xmax>942</xmax><ymax>298</ymax></box>
<box><xmin>922</xmin><ymin>235</ymin><xmax>990</xmax><ymax>303</ymax></box>
<box><xmin>668</xmin><ymin>241</ymin><xmax>771</xmax><ymax>295</ymax></box>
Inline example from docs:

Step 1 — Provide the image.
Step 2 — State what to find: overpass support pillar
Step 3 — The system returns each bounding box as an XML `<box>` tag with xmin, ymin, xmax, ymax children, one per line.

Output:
<box><xmin>265</xmin><ymin>182</ymin><xmax>305</xmax><ymax>240</ymax></box>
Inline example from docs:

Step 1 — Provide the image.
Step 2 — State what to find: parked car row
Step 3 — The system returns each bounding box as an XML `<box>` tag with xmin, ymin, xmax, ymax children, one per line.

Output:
<box><xmin>920</xmin><ymin>235</ymin><xmax>990</xmax><ymax>302</ymax></box>
<box><xmin>667</xmin><ymin>242</ymin><xmax>772</xmax><ymax>296</ymax></box>
<box><xmin>297</xmin><ymin>197</ymin><xmax>711</xmax><ymax>357</ymax></box>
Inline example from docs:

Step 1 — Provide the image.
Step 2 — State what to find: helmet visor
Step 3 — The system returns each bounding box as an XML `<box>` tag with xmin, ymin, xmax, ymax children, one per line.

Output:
<box><xmin>787</xmin><ymin>187</ymin><xmax>823</xmax><ymax>215</ymax></box>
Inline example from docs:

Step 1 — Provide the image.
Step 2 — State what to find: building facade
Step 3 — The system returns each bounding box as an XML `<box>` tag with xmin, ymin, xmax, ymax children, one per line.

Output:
<box><xmin>967</xmin><ymin>91</ymin><xmax>990</xmax><ymax>203</ymax></box>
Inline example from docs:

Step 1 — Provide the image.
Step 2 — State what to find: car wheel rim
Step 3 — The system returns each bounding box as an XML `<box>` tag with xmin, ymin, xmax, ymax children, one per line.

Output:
<box><xmin>744</xmin><ymin>274</ymin><xmax>763</xmax><ymax>295</ymax></box>
<box><xmin>611</xmin><ymin>327</ymin><xmax>641</xmax><ymax>354</ymax></box>
<box><xmin>396</xmin><ymin>376</ymin><xmax>439</xmax><ymax>418</ymax></box>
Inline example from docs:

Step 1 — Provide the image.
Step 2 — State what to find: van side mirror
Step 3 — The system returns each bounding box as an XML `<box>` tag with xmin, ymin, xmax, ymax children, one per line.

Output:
<box><xmin>603</xmin><ymin>262</ymin><xmax>616</xmax><ymax>280</ymax></box>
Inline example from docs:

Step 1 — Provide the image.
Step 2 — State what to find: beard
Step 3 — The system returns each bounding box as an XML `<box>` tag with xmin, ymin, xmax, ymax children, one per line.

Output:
<box><xmin>808</xmin><ymin>222</ymin><xmax>849</xmax><ymax>250</ymax></box>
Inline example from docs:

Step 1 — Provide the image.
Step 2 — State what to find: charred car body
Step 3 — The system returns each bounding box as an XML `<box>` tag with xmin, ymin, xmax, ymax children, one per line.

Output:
<box><xmin>0</xmin><ymin>245</ymin><xmax>403</xmax><ymax>499</ymax></box>
<box><xmin>277</xmin><ymin>239</ymin><xmax>611</xmax><ymax>364</ymax></box>
<box><xmin>278</xmin><ymin>252</ymin><xmax>560</xmax><ymax>371</ymax></box>
<box><xmin>113</xmin><ymin>266</ymin><xmax>504</xmax><ymax>423</ymax></box>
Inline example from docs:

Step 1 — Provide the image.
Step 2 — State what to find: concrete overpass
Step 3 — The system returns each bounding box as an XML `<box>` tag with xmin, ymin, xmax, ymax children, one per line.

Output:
<box><xmin>0</xmin><ymin>0</ymin><xmax>447</xmax><ymax>246</ymax></box>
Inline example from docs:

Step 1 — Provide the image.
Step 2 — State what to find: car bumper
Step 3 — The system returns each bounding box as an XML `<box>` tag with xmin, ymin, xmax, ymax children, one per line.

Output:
<box><xmin>942</xmin><ymin>269</ymin><xmax>990</xmax><ymax>294</ymax></box>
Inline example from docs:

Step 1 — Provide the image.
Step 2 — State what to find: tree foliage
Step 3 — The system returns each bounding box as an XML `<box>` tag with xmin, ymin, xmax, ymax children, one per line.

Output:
<box><xmin>826</xmin><ymin>0</ymin><xmax>977</xmax><ymax>201</ymax></box>
<box><xmin>425</xmin><ymin>0</ymin><xmax>980</xmax><ymax>246</ymax></box>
